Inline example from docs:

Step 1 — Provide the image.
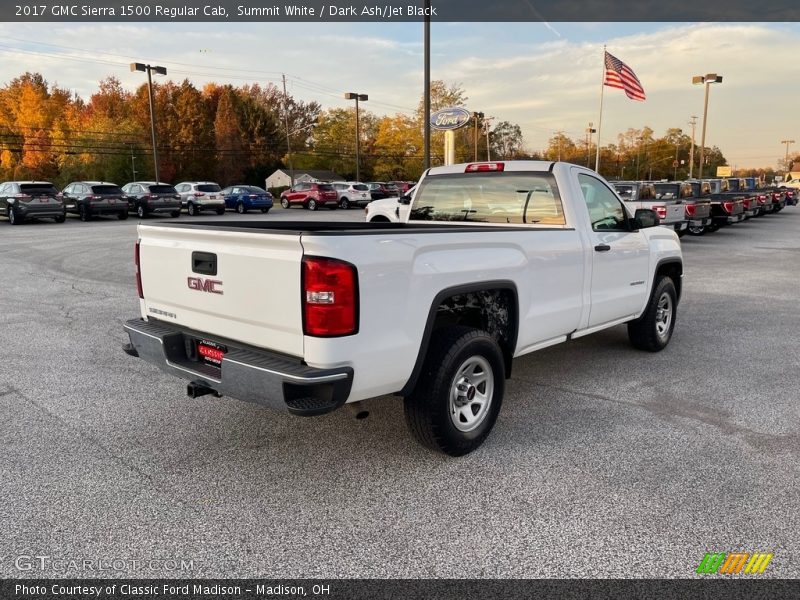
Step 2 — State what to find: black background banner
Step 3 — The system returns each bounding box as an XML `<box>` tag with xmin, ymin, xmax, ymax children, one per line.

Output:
<box><xmin>2</xmin><ymin>579</ymin><xmax>799</xmax><ymax>600</ymax></box>
<box><xmin>2</xmin><ymin>0</ymin><xmax>799</xmax><ymax>22</ymax></box>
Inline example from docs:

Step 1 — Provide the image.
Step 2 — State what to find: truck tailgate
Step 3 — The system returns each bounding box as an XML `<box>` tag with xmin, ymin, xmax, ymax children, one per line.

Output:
<box><xmin>137</xmin><ymin>223</ymin><xmax>304</xmax><ymax>357</ymax></box>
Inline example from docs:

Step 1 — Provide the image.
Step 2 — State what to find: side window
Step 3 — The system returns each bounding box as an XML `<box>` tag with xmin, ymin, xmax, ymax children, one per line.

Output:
<box><xmin>0</xmin><ymin>183</ymin><xmax>8</xmax><ymax>195</ymax></box>
<box><xmin>63</xmin><ymin>184</ymin><xmax>73</xmax><ymax>194</ymax></box>
<box><xmin>578</xmin><ymin>174</ymin><xmax>629</xmax><ymax>232</ymax></box>
<box><xmin>638</xmin><ymin>185</ymin><xmax>653</xmax><ymax>200</ymax></box>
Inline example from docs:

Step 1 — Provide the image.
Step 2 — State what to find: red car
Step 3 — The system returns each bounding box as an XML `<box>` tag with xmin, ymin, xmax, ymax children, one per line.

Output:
<box><xmin>279</xmin><ymin>182</ymin><xmax>339</xmax><ymax>211</ymax></box>
<box><xmin>388</xmin><ymin>181</ymin><xmax>415</xmax><ymax>194</ymax></box>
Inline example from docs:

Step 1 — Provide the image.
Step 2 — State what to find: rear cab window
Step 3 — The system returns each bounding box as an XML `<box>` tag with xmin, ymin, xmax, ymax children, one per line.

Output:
<box><xmin>409</xmin><ymin>171</ymin><xmax>566</xmax><ymax>226</ymax></box>
<box><xmin>20</xmin><ymin>183</ymin><xmax>59</xmax><ymax>196</ymax></box>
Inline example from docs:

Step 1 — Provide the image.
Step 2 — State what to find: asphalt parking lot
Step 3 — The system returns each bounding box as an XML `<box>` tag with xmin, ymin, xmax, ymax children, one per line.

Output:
<box><xmin>1</xmin><ymin>207</ymin><xmax>798</xmax><ymax>578</ymax></box>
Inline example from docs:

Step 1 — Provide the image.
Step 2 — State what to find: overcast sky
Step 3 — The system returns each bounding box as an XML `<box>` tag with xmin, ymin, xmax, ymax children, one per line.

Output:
<box><xmin>0</xmin><ymin>21</ymin><xmax>797</xmax><ymax>168</ymax></box>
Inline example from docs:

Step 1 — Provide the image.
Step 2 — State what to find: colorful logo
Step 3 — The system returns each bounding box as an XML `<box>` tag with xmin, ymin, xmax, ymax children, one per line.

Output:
<box><xmin>429</xmin><ymin>107</ymin><xmax>471</xmax><ymax>131</ymax></box>
<box><xmin>696</xmin><ymin>552</ymin><xmax>773</xmax><ymax>574</ymax></box>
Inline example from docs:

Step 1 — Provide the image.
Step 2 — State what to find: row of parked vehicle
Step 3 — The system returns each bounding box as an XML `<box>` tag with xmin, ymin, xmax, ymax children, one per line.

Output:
<box><xmin>0</xmin><ymin>178</ymin><xmax>418</xmax><ymax>224</ymax></box>
<box><xmin>610</xmin><ymin>177</ymin><xmax>798</xmax><ymax>236</ymax></box>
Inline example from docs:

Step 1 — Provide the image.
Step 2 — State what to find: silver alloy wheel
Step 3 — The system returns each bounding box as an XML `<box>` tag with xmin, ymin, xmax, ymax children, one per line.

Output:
<box><xmin>9</xmin><ymin>206</ymin><xmax>15</xmax><ymax>224</ymax></box>
<box><xmin>448</xmin><ymin>355</ymin><xmax>494</xmax><ymax>432</ymax></box>
<box><xmin>655</xmin><ymin>292</ymin><xmax>673</xmax><ymax>340</ymax></box>
<box><xmin>137</xmin><ymin>205</ymin><xmax>145</xmax><ymax>219</ymax></box>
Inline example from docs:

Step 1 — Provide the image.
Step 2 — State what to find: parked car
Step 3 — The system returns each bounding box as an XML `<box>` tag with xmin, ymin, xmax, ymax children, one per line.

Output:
<box><xmin>613</xmin><ymin>181</ymin><xmax>687</xmax><ymax>235</ymax></box>
<box><xmin>331</xmin><ymin>182</ymin><xmax>372</xmax><ymax>209</ymax></box>
<box><xmin>124</xmin><ymin>160</ymin><xmax>682</xmax><ymax>455</ymax></box>
<box><xmin>220</xmin><ymin>185</ymin><xmax>273</xmax><ymax>214</ymax></box>
<box><xmin>121</xmin><ymin>182</ymin><xmax>181</xmax><ymax>219</ymax></box>
<box><xmin>366</xmin><ymin>182</ymin><xmax>400</xmax><ymax>200</ymax></box>
<box><xmin>388</xmin><ymin>181</ymin><xmax>415</xmax><ymax>194</ymax></box>
<box><xmin>0</xmin><ymin>181</ymin><xmax>66</xmax><ymax>225</ymax></box>
<box><xmin>61</xmin><ymin>181</ymin><xmax>128</xmax><ymax>221</ymax></box>
<box><xmin>279</xmin><ymin>182</ymin><xmax>338</xmax><ymax>210</ymax></box>
<box><xmin>779</xmin><ymin>178</ymin><xmax>800</xmax><ymax>190</ymax></box>
<box><xmin>653</xmin><ymin>182</ymin><xmax>711</xmax><ymax>236</ymax></box>
<box><xmin>365</xmin><ymin>186</ymin><xmax>415</xmax><ymax>222</ymax></box>
<box><xmin>175</xmin><ymin>182</ymin><xmax>225</xmax><ymax>216</ymax></box>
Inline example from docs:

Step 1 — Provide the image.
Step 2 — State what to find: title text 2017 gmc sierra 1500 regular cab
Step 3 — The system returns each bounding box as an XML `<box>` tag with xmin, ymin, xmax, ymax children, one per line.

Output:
<box><xmin>123</xmin><ymin>162</ymin><xmax>683</xmax><ymax>456</ymax></box>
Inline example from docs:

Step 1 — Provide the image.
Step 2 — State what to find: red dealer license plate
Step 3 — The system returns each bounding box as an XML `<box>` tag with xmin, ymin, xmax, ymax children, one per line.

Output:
<box><xmin>197</xmin><ymin>339</ymin><xmax>227</xmax><ymax>367</ymax></box>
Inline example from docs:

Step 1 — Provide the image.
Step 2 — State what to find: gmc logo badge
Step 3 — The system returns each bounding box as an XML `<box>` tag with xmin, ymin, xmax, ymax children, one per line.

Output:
<box><xmin>187</xmin><ymin>277</ymin><xmax>223</xmax><ymax>294</ymax></box>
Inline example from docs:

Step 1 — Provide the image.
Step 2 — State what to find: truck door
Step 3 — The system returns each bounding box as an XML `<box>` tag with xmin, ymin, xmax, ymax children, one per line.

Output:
<box><xmin>577</xmin><ymin>173</ymin><xmax>650</xmax><ymax>327</ymax></box>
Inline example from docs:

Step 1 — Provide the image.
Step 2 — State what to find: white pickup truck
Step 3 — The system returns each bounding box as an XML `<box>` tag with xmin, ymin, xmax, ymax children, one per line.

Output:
<box><xmin>123</xmin><ymin>161</ymin><xmax>683</xmax><ymax>455</ymax></box>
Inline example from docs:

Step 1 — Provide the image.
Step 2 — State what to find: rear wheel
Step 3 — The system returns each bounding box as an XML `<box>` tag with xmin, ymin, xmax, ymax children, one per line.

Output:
<box><xmin>54</xmin><ymin>213</ymin><xmax>66</xmax><ymax>223</ymax></box>
<box><xmin>307</xmin><ymin>198</ymin><xmax>317</xmax><ymax>211</ymax></box>
<box><xmin>260</xmin><ymin>207</ymin><xmax>269</xmax><ymax>213</ymax></box>
<box><xmin>136</xmin><ymin>204</ymin><xmax>146</xmax><ymax>219</ymax></box>
<box><xmin>281</xmin><ymin>197</ymin><xmax>289</xmax><ymax>209</ymax></box>
<box><xmin>404</xmin><ymin>326</ymin><xmax>505</xmax><ymax>456</ymax></box>
<box><xmin>79</xmin><ymin>204</ymin><xmax>91</xmax><ymax>222</ymax></box>
<box><xmin>687</xmin><ymin>224</ymin><xmax>705</xmax><ymax>236</ymax></box>
<box><xmin>188</xmin><ymin>202</ymin><xmax>197</xmax><ymax>216</ymax></box>
<box><xmin>627</xmin><ymin>276</ymin><xmax>677</xmax><ymax>352</ymax></box>
<box><xmin>236</xmin><ymin>202</ymin><xmax>245</xmax><ymax>214</ymax></box>
<box><xmin>340</xmin><ymin>197</ymin><xmax>350</xmax><ymax>210</ymax></box>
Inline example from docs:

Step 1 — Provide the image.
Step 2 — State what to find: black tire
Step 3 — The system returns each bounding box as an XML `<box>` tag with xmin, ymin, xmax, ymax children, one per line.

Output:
<box><xmin>369</xmin><ymin>216</ymin><xmax>391</xmax><ymax>223</ymax></box>
<box><xmin>8</xmin><ymin>205</ymin><xmax>20</xmax><ymax>225</ymax></box>
<box><xmin>260</xmin><ymin>207</ymin><xmax>269</xmax><ymax>213</ymax></box>
<box><xmin>54</xmin><ymin>213</ymin><xmax>66</xmax><ymax>223</ymax></box>
<box><xmin>340</xmin><ymin>197</ymin><xmax>350</xmax><ymax>210</ymax></box>
<box><xmin>79</xmin><ymin>204</ymin><xmax>91</xmax><ymax>222</ymax></box>
<box><xmin>170</xmin><ymin>211</ymin><xmax>180</xmax><ymax>218</ymax></box>
<box><xmin>216</xmin><ymin>207</ymin><xmax>225</xmax><ymax>215</ymax></box>
<box><xmin>706</xmin><ymin>222</ymin><xmax>720</xmax><ymax>233</ymax></box>
<box><xmin>404</xmin><ymin>326</ymin><xmax>505</xmax><ymax>456</ymax></box>
<box><xmin>187</xmin><ymin>202</ymin><xmax>197</xmax><ymax>216</ymax></box>
<box><xmin>118</xmin><ymin>211</ymin><xmax>128</xmax><ymax>220</ymax></box>
<box><xmin>281</xmin><ymin>197</ymin><xmax>290</xmax><ymax>209</ymax></box>
<box><xmin>676</xmin><ymin>229</ymin><xmax>686</xmax><ymax>238</ymax></box>
<box><xmin>236</xmin><ymin>202</ymin><xmax>245</xmax><ymax>214</ymax></box>
<box><xmin>687</xmin><ymin>224</ymin><xmax>705</xmax><ymax>236</ymax></box>
<box><xmin>328</xmin><ymin>204</ymin><xmax>337</xmax><ymax>210</ymax></box>
<box><xmin>307</xmin><ymin>198</ymin><xmax>317</xmax><ymax>211</ymax></box>
<box><xmin>136</xmin><ymin>204</ymin><xmax>146</xmax><ymax>219</ymax></box>
<box><xmin>627</xmin><ymin>276</ymin><xmax>677</xmax><ymax>352</ymax></box>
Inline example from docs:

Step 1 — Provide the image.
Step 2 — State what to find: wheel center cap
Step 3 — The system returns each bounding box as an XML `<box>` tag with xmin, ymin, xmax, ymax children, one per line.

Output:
<box><xmin>466</xmin><ymin>385</ymin><xmax>476</xmax><ymax>401</ymax></box>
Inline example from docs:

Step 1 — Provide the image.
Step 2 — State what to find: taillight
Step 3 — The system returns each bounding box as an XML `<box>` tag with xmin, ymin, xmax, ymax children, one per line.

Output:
<box><xmin>758</xmin><ymin>194</ymin><xmax>767</xmax><ymax>204</ymax></box>
<box><xmin>194</xmin><ymin>192</ymin><xmax>205</xmax><ymax>197</ymax></box>
<box><xmin>12</xmin><ymin>193</ymin><xmax>31</xmax><ymax>198</ymax></box>
<box><xmin>653</xmin><ymin>205</ymin><xmax>667</xmax><ymax>220</ymax></box>
<box><xmin>723</xmin><ymin>201</ymin><xmax>734</xmax><ymax>213</ymax></box>
<box><xmin>249</xmin><ymin>194</ymin><xmax>258</xmax><ymax>198</ymax></box>
<box><xmin>773</xmin><ymin>192</ymin><xmax>781</xmax><ymax>201</ymax></box>
<box><xmin>465</xmin><ymin>162</ymin><xmax>504</xmax><ymax>172</ymax></box>
<box><xmin>135</xmin><ymin>240</ymin><xmax>143</xmax><ymax>299</ymax></box>
<box><xmin>685</xmin><ymin>203</ymin><xmax>696</xmax><ymax>217</ymax></box>
<box><xmin>302</xmin><ymin>256</ymin><xmax>358</xmax><ymax>337</ymax></box>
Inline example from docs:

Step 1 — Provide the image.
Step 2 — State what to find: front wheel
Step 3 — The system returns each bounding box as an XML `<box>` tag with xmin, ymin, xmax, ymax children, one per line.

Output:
<box><xmin>627</xmin><ymin>276</ymin><xmax>677</xmax><ymax>352</ymax></box>
<box><xmin>8</xmin><ymin>206</ymin><xmax>21</xmax><ymax>225</ymax></box>
<box><xmin>404</xmin><ymin>326</ymin><xmax>505</xmax><ymax>456</ymax></box>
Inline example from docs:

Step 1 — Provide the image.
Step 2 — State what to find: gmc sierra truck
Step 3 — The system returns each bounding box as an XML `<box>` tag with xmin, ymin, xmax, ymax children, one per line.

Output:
<box><xmin>123</xmin><ymin>162</ymin><xmax>683</xmax><ymax>456</ymax></box>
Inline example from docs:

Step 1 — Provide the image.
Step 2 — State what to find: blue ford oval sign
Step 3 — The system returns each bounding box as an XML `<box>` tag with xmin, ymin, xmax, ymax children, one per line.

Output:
<box><xmin>430</xmin><ymin>107</ymin><xmax>471</xmax><ymax>131</ymax></box>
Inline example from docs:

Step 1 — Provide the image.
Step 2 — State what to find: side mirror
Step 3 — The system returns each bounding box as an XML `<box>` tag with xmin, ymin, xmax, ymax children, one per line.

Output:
<box><xmin>633</xmin><ymin>208</ymin><xmax>660</xmax><ymax>229</ymax></box>
<box><xmin>398</xmin><ymin>194</ymin><xmax>412</xmax><ymax>205</ymax></box>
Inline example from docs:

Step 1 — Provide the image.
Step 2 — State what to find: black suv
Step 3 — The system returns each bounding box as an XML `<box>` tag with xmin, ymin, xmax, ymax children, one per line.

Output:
<box><xmin>121</xmin><ymin>181</ymin><xmax>181</xmax><ymax>218</ymax></box>
<box><xmin>63</xmin><ymin>181</ymin><xmax>129</xmax><ymax>221</ymax></box>
<box><xmin>0</xmin><ymin>181</ymin><xmax>66</xmax><ymax>225</ymax></box>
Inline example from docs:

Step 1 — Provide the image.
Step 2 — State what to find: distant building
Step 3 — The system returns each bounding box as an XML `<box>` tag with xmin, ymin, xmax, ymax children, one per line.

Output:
<box><xmin>788</xmin><ymin>161</ymin><xmax>800</xmax><ymax>181</ymax></box>
<box><xmin>265</xmin><ymin>169</ymin><xmax>344</xmax><ymax>189</ymax></box>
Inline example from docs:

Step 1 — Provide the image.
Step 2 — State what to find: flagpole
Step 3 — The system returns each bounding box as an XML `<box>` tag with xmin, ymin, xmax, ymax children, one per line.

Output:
<box><xmin>594</xmin><ymin>45</ymin><xmax>606</xmax><ymax>173</ymax></box>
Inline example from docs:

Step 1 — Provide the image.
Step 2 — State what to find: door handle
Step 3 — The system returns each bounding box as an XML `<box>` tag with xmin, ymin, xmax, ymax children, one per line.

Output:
<box><xmin>594</xmin><ymin>244</ymin><xmax>611</xmax><ymax>252</ymax></box>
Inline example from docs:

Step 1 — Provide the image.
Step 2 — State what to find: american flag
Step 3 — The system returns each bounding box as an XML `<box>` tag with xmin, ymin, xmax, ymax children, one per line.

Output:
<box><xmin>604</xmin><ymin>51</ymin><xmax>646</xmax><ymax>101</ymax></box>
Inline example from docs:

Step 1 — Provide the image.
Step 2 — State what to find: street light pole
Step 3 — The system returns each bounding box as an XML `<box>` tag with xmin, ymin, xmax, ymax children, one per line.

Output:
<box><xmin>282</xmin><ymin>74</ymin><xmax>295</xmax><ymax>188</ymax></box>
<box><xmin>423</xmin><ymin>1</ymin><xmax>430</xmax><ymax>169</ymax></box>
<box><xmin>472</xmin><ymin>112</ymin><xmax>483</xmax><ymax>162</ymax></box>
<box><xmin>344</xmin><ymin>92</ymin><xmax>368</xmax><ymax>182</ymax></box>
<box><xmin>780</xmin><ymin>139</ymin><xmax>794</xmax><ymax>174</ymax></box>
<box><xmin>130</xmin><ymin>62</ymin><xmax>167</xmax><ymax>182</ymax></box>
<box><xmin>688</xmin><ymin>116</ymin><xmax>698</xmax><ymax>178</ymax></box>
<box><xmin>585</xmin><ymin>122</ymin><xmax>596</xmax><ymax>168</ymax></box>
<box><xmin>692</xmin><ymin>74</ymin><xmax>723</xmax><ymax>181</ymax></box>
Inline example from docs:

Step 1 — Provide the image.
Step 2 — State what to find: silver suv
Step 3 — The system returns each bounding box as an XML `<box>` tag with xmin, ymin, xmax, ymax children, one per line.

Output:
<box><xmin>174</xmin><ymin>181</ymin><xmax>225</xmax><ymax>216</ymax></box>
<box><xmin>330</xmin><ymin>181</ymin><xmax>372</xmax><ymax>209</ymax></box>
